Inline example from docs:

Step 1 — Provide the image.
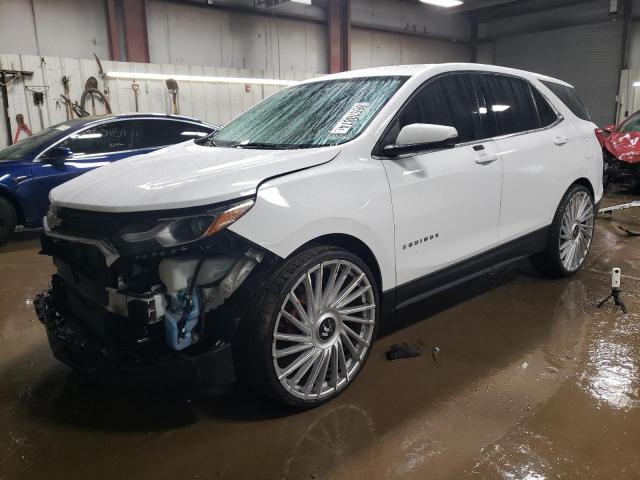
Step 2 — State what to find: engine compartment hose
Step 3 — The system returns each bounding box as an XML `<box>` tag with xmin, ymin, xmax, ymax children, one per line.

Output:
<box><xmin>177</xmin><ymin>257</ymin><xmax>205</xmax><ymax>339</ymax></box>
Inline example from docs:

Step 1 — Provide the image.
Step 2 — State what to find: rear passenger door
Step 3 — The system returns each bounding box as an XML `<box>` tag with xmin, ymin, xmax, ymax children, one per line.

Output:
<box><xmin>381</xmin><ymin>73</ymin><xmax>503</xmax><ymax>293</ymax></box>
<box><xmin>475</xmin><ymin>73</ymin><xmax>567</xmax><ymax>242</ymax></box>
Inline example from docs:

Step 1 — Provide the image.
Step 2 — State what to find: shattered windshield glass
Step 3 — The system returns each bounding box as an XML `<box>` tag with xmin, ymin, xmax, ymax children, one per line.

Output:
<box><xmin>212</xmin><ymin>76</ymin><xmax>407</xmax><ymax>149</ymax></box>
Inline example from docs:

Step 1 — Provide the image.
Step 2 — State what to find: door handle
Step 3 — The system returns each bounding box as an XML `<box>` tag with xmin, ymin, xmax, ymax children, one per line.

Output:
<box><xmin>554</xmin><ymin>136</ymin><xmax>569</xmax><ymax>146</ymax></box>
<box><xmin>476</xmin><ymin>153</ymin><xmax>498</xmax><ymax>165</ymax></box>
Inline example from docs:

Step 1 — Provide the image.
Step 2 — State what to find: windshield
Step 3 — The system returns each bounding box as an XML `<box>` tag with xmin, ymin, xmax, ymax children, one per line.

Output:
<box><xmin>619</xmin><ymin>113</ymin><xmax>640</xmax><ymax>133</ymax></box>
<box><xmin>212</xmin><ymin>76</ymin><xmax>407</xmax><ymax>149</ymax></box>
<box><xmin>0</xmin><ymin>124</ymin><xmax>71</xmax><ymax>161</ymax></box>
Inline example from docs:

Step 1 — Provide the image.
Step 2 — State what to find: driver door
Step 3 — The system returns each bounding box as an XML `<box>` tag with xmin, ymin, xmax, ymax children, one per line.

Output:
<box><xmin>380</xmin><ymin>73</ymin><xmax>503</xmax><ymax>302</ymax></box>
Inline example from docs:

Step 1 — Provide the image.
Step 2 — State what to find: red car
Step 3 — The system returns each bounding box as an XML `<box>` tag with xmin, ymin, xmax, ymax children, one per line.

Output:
<box><xmin>595</xmin><ymin>111</ymin><xmax>640</xmax><ymax>187</ymax></box>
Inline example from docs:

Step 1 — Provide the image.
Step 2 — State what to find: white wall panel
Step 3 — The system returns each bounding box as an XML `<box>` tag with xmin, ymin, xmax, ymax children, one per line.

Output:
<box><xmin>351</xmin><ymin>29</ymin><xmax>469</xmax><ymax>70</ymax></box>
<box><xmin>146</xmin><ymin>0</ymin><xmax>328</xmax><ymax>74</ymax></box>
<box><xmin>0</xmin><ymin>54</ymin><xmax>319</xmax><ymax>149</ymax></box>
<box><xmin>0</xmin><ymin>0</ymin><xmax>109</xmax><ymax>59</ymax></box>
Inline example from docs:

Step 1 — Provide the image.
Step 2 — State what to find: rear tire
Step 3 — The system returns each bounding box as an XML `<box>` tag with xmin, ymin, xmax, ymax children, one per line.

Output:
<box><xmin>0</xmin><ymin>197</ymin><xmax>17</xmax><ymax>245</ymax></box>
<box><xmin>237</xmin><ymin>246</ymin><xmax>379</xmax><ymax>408</ymax></box>
<box><xmin>530</xmin><ymin>184</ymin><xmax>595</xmax><ymax>278</ymax></box>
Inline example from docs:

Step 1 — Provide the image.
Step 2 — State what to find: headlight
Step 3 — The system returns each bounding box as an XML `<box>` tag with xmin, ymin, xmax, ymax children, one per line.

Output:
<box><xmin>118</xmin><ymin>198</ymin><xmax>254</xmax><ymax>249</ymax></box>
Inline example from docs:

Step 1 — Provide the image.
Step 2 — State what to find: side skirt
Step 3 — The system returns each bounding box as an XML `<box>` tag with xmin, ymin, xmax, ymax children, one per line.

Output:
<box><xmin>382</xmin><ymin>226</ymin><xmax>550</xmax><ymax>314</ymax></box>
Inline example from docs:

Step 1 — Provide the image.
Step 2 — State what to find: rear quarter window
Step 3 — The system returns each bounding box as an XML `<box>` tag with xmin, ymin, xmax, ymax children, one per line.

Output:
<box><xmin>541</xmin><ymin>80</ymin><xmax>591</xmax><ymax>122</ymax></box>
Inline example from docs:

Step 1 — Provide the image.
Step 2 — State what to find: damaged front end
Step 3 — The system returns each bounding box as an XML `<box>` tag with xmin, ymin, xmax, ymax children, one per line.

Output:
<box><xmin>34</xmin><ymin>199</ymin><xmax>276</xmax><ymax>386</ymax></box>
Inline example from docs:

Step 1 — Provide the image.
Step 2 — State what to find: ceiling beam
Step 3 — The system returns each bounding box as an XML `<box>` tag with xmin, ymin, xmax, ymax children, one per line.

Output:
<box><xmin>444</xmin><ymin>0</ymin><xmax>520</xmax><ymax>14</ymax></box>
<box><xmin>475</xmin><ymin>0</ymin><xmax>595</xmax><ymax>22</ymax></box>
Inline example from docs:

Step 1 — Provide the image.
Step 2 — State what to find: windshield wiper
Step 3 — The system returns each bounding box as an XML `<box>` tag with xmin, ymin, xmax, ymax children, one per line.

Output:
<box><xmin>228</xmin><ymin>142</ymin><xmax>320</xmax><ymax>150</ymax></box>
<box><xmin>229</xmin><ymin>142</ymin><xmax>284</xmax><ymax>150</ymax></box>
<box><xmin>194</xmin><ymin>136</ymin><xmax>217</xmax><ymax>147</ymax></box>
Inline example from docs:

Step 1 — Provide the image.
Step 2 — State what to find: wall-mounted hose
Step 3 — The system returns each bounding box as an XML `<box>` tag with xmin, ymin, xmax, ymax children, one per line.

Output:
<box><xmin>79</xmin><ymin>87</ymin><xmax>111</xmax><ymax>116</ymax></box>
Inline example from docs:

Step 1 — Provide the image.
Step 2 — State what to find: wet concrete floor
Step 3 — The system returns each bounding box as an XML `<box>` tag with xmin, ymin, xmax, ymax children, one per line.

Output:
<box><xmin>2</xmin><ymin>193</ymin><xmax>640</xmax><ymax>480</ymax></box>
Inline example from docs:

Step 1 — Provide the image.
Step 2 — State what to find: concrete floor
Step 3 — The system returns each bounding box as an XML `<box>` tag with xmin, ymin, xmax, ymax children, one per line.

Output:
<box><xmin>2</xmin><ymin>193</ymin><xmax>640</xmax><ymax>480</ymax></box>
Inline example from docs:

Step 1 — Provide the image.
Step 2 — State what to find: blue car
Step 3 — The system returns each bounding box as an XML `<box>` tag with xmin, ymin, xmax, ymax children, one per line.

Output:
<box><xmin>0</xmin><ymin>114</ymin><xmax>219</xmax><ymax>244</ymax></box>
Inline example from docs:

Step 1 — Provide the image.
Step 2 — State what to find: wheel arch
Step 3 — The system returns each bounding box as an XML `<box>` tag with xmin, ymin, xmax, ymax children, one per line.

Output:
<box><xmin>572</xmin><ymin>177</ymin><xmax>595</xmax><ymax>198</ymax></box>
<box><xmin>293</xmin><ymin>233</ymin><xmax>384</xmax><ymax>297</ymax></box>
<box><xmin>0</xmin><ymin>186</ymin><xmax>25</xmax><ymax>225</ymax></box>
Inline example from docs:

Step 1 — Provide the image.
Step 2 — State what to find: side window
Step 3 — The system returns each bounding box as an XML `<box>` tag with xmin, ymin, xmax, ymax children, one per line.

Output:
<box><xmin>383</xmin><ymin>73</ymin><xmax>482</xmax><ymax>146</ymax></box>
<box><xmin>530</xmin><ymin>86</ymin><xmax>558</xmax><ymax>128</ymax></box>
<box><xmin>540</xmin><ymin>80</ymin><xmax>591</xmax><ymax>122</ymax></box>
<box><xmin>59</xmin><ymin>121</ymin><xmax>133</xmax><ymax>156</ymax></box>
<box><xmin>139</xmin><ymin>120</ymin><xmax>211</xmax><ymax>149</ymax></box>
<box><xmin>476</xmin><ymin>74</ymin><xmax>540</xmax><ymax>137</ymax></box>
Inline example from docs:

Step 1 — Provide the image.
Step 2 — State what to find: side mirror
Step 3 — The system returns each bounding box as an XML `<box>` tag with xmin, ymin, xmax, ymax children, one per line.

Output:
<box><xmin>603</xmin><ymin>124</ymin><xmax>616</xmax><ymax>134</ymax></box>
<box><xmin>383</xmin><ymin>123</ymin><xmax>458</xmax><ymax>156</ymax></box>
<box><xmin>41</xmin><ymin>146</ymin><xmax>73</xmax><ymax>165</ymax></box>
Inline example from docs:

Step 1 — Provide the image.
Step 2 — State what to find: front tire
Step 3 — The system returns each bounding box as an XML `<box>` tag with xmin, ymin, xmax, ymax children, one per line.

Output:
<box><xmin>239</xmin><ymin>246</ymin><xmax>379</xmax><ymax>408</ymax></box>
<box><xmin>531</xmin><ymin>184</ymin><xmax>595</xmax><ymax>277</ymax></box>
<box><xmin>0</xmin><ymin>197</ymin><xmax>17</xmax><ymax>245</ymax></box>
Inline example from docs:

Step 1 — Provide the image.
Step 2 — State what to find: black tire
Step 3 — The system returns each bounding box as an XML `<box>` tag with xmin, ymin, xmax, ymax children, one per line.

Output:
<box><xmin>530</xmin><ymin>184</ymin><xmax>595</xmax><ymax>278</ymax></box>
<box><xmin>0</xmin><ymin>197</ymin><xmax>17</xmax><ymax>245</ymax></box>
<box><xmin>236</xmin><ymin>246</ymin><xmax>380</xmax><ymax>408</ymax></box>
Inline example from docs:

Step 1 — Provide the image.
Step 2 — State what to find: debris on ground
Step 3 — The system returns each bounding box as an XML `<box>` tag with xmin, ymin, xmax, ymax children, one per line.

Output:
<box><xmin>432</xmin><ymin>346</ymin><xmax>441</xmax><ymax>363</ymax></box>
<box><xmin>618</xmin><ymin>225</ymin><xmax>640</xmax><ymax>236</ymax></box>
<box><xmin>385</xmin><ymin>342</ymin><xmax>422</xmax><ymax>360</ymax></box>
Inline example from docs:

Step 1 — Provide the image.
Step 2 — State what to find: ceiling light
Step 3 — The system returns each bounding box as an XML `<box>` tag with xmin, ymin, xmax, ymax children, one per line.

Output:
<box><xmin>419</xmin><ymin>0</ymin><xmax>463</xmax><ymax>7</ymax></box>
<box><xmin>290</xmin><ymin>0</ymin><xmax>312</xmax><ymax>4</ymax></box>
<box><xmin>105</xmin><ymin>71</ymin><xmax>298</xmax><ymax>87</ymax></box>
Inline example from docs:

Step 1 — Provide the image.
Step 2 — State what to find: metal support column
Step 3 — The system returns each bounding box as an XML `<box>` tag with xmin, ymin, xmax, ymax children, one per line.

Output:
<box><xmin>470</xmin><ymin>15</ymin><xmax>479</xmax><ymax>63</ymax></box>
<box><xmin>104</xmin><ymin>0</ymin><xmax>149</xmax><ymax>63</ymax></box>
<box><xmin>328</xmin><ymin>0</ymin><xmax>351</xmax><ymax>73</ymax></box>
<box><xmin>615</xmin><ymin>0</ymin><xmax>632</xmax><ymax>122</ymax></box>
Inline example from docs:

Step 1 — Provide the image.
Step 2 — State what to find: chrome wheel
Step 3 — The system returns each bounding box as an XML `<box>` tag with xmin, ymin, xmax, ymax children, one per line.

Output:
<box><xmin>559</xmin><ymin>190</ymin><xmax>594</xmax><ymax>272</ymax></box>
<box><xmin>272</xmin><ymin>260</ymin><xmax>376</xmax><ymax>401</ymax></box>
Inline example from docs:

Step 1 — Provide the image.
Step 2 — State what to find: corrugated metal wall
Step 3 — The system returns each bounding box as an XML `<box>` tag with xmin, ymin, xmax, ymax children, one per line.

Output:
<box><xmin>0</xmin><ymin>54</ymin><xmax>319</xmax><ymax>149</ymax></box>
<box><xmin>492</xmin><ymin>22</ymin><xmax>622</xmax><ymax>126</ymax></box>
<box><xmin>351</xmin><ymin>28</ymin><xmax>469</xmax><ymax>69</ymax></box>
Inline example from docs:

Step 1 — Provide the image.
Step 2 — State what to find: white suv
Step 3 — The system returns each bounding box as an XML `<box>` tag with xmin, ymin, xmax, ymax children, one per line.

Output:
<box><xmin>35</xmin><ymin>64</ymin><xmax>603</xmax><ymax>407</ymax></box>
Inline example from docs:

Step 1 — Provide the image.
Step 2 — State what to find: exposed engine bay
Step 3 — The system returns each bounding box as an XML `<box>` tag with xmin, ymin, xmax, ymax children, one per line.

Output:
<box><xmin>34</xmin><ymin>200</ymin><xmax>275</xmax><ymax>385</ymax></box>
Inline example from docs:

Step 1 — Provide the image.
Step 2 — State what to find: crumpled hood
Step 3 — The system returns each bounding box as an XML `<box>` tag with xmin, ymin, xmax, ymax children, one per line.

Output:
<box><xmin>603</xmin><ymin>132</ymin><xmax>640</xmax><ymax>164</ymax></box>
<box><xmin>50</xmin><ymin>141</ymin><xmax>340</xmax><ymax>212</ymax></box>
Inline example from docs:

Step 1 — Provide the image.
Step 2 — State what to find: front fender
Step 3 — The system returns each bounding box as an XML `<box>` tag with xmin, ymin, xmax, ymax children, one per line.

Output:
<box><xmin>228</xmin><ymin>156</ymin><xmax>396</xmax><ymax>291</ymax></box>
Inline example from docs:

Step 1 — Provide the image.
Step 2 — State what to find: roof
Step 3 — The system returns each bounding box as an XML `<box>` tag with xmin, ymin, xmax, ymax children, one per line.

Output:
<box><xmin>300</xmin><ymin>63</ymin><xmax>574</xmax><ymax>89</ymax></box>
<box><xmin>56</xmin><ymin>113</ymin><xmax>220</xmax><ymax>130</ymax></box>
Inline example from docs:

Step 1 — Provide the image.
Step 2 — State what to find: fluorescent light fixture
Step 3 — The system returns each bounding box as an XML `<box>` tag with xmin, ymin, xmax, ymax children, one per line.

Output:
<box><xmin>634</xmin><ymin>81</ymin><xmax>640</xmax><ymax>87</ymax></box>
<box><xmin>290</xmin><ymin>0</ymin><xmax>312</xmax><ymax>4</ymax></box>
<box><xmin>105</xmin><ymin>71</ymin><xmax>298</xmax><ymax>87</ymax></box>
<box><xmin>492</xmin><ymin>104</ymin><xmax>511</xmax><ymax>112</ymax></box>
<box><xmin>419</xmin><ymin>0</ymin><xmax>463</xmax><ymax>7</ymax></box>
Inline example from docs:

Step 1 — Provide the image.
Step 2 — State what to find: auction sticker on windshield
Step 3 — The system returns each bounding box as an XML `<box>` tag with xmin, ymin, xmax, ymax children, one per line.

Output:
<box><xmin>330</xmin><ymin>103</ymin><xmax>370</xmax><ymax>135</ymax></box>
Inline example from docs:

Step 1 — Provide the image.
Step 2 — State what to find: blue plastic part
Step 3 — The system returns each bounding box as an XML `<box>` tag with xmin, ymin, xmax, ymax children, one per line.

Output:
<box><xmin>164</xmin><ymin>291</ymin><xmax>201</xmax><ymax>351</ymax></box>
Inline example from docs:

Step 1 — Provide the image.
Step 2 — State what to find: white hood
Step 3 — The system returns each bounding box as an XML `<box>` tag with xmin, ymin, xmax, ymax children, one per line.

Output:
<box><xmin>49</xmin><ymin>141</ymin><xmax>340</xmax><ymax>212</ymax></box>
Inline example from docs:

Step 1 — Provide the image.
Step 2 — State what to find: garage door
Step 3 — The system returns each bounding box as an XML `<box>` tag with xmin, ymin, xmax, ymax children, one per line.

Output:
<box><xmin>493</xmin><ymin>22</ymin><xmax>622</xmax><ymax>127</ymax></box>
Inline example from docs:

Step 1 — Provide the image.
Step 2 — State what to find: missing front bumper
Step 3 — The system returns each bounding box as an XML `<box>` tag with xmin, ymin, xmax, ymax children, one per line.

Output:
<box><xmin>34</xmin><ymin>280</ymin><xmax>236</xmax><ymax>387</ymax></box>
